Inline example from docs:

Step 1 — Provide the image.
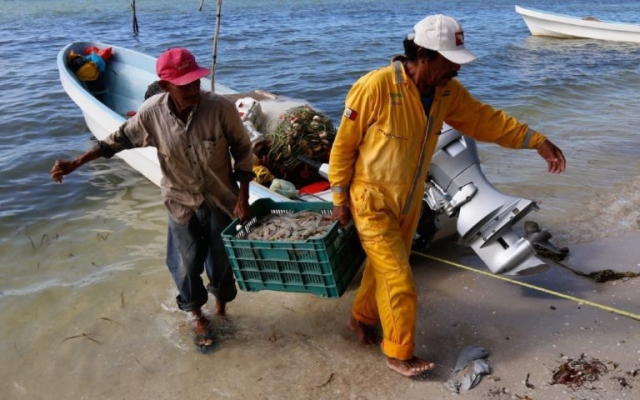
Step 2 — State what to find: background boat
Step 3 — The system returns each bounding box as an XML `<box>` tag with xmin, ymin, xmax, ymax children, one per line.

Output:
<box><xmin>515</xmin><ymin>5</ymin><xmax>640</xmax><ymax>43</ymax></box>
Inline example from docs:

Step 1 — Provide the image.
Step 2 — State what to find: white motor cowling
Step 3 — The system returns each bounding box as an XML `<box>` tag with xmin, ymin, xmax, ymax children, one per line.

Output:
<box><xmin>425</xmin><ymin>125</ymin><xmax>548</xmax><ymax>276</ymax></box>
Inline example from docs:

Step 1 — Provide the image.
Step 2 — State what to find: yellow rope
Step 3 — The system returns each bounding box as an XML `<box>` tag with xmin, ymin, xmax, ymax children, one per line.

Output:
<box><xmin>413</xmin><ymin>251</ymin><xmax>640</xmax><ymax>322</ymax></box>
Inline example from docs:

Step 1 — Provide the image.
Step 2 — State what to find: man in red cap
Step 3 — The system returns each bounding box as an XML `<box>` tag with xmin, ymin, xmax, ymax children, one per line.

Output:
<box><xmin>51</xmin><ymin>48</ymin><xmax>255</xmax><ymax>353</ymax></box>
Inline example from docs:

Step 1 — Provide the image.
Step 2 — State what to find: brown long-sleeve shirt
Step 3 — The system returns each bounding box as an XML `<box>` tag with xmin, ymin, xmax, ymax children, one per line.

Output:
<box><xmin>99</xmin><ymin>91</ymin><xmax>255</xmax><ymax>223</ymax></box>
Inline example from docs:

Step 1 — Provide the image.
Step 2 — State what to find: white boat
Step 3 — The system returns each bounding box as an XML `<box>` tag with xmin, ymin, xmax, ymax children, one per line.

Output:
<box><xmin>57</xmin><ymin>41</ymin><xmax>319</xmax><ymax>204</ymax></box>
<box><xmin>515</xmin><ymin>5</ymin><xmax>640</xmax><ymax>43</ymax></box>
<box><xmin>58</xmin><ymin>41</ymin><xmax>563</xmax><ymax>275</ymax></box>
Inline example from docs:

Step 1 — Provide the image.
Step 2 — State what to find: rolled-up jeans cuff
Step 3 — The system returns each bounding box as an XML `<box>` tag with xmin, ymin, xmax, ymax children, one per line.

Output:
<box><xmin>175</xmin><ymin>293</ymin><xmax>208</xmax><ymax>312</ymax></box>
<box><xmin>208</xmin><ymin>283</ymin><xmax>237</xmax><ymax>303</ymax></box>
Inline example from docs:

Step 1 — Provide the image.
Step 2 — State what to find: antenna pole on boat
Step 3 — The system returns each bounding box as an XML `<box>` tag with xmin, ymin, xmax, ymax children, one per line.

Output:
<box><xmin>211</xmin><ymin>0</ymin><xmax>222</xmax><ymax>92</ymax></box>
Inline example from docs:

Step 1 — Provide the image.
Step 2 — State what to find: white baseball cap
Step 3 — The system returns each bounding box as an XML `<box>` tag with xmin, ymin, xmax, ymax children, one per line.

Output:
<box><xmin>409</xmin><ymin>14</ymin><xmax>476</xmax><ymax>65</ymax></box>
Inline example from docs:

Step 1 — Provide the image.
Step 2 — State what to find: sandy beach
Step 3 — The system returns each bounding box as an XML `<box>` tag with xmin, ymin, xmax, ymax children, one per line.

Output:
<box><xmin>3</xmin><ymin>229</ymin><xmax>640</xmax><ymax>400</ymax></box>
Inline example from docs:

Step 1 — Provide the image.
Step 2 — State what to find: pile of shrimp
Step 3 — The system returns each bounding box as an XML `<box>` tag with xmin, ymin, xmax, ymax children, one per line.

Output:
<box><xmin>245</xmin><ymin>210</ymin><xmax>334</xmax><ymax>241</ymax></box>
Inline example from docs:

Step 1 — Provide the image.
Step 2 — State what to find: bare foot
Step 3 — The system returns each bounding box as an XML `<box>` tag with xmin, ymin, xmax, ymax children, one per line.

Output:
<box><xmin>386</xmin><ymin>356</ymin><xmax>435</xmax><ymax>377</ymax></box>
<box><xmin>215</xmin><ymin>300</ymin><xmax>226</xmax><ymax>317</ymax></box>
<box><xmin>191</xmin><ymin>311</ymin><xmax>214</xmax><ymax>349</ymax></box>
<box><xmin>347</xmin><ymin>316</ymin><xmax>380</xmax><ymax>345</ymax></box>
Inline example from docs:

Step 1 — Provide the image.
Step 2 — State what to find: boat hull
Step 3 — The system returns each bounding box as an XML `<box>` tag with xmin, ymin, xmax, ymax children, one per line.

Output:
<box><xmin>515</xmin><ymin>5</ymin><xmax>640</xmax><ymax>43</ymax></box>
<box><xmin>57</xmin><ymin>41</ymin><xmax>295</xmax><ymax>202</ymax></box>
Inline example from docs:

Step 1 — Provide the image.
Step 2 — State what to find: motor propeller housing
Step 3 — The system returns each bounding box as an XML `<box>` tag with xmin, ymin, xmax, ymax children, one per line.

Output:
<box><xmin>424</xmin><ymin>126</ymin><xmax>548</xmax><ymax>275</ymax></box>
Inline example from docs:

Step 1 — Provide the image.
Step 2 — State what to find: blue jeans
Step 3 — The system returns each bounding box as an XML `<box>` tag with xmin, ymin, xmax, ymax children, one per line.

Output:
<box><xmin>166</xmin><ymin>203</ymin><xmax>237</xmax><ymax>312</ymax></box>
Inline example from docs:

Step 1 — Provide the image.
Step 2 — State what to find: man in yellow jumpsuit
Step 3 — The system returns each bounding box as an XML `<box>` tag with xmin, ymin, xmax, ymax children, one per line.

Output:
<box><xmin>329</xmin><ymin>14</ymin><xmax>566</xmax><ymax>377</ymax></box>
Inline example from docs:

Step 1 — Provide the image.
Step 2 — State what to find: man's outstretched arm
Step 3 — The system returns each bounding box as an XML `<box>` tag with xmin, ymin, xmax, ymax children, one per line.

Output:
<box><xmin>50</xmin><ymin>147</ymin><xmax>102</xmax><ymax>183</ymax></box>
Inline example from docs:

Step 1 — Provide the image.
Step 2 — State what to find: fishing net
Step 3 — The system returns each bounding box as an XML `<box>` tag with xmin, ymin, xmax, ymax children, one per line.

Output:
<box><xmin>260</xmin><ymin>105</ymin><xmax>336</xmax><ymax>188</ymax></box>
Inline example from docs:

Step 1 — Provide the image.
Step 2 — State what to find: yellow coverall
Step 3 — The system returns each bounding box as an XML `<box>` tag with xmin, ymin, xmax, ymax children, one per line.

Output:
<box><xmin>329</xmin><ymin>59</ymin><xmax>547</xmax><ymax>361</ymax></box>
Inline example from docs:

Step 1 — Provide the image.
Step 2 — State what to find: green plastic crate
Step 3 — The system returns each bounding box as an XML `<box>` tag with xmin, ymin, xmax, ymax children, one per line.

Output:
<box><xmin>221</xmin><ymin>198</ymin><xmax>366</xmax><ymax>298</ymax></box>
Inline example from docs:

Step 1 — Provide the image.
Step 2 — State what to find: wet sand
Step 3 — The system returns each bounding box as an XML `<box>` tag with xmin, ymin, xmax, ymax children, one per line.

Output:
<box><xmin>2</xmin><ymin>232</ymin><xmax>640</xmax><ymax>400</ymax></box>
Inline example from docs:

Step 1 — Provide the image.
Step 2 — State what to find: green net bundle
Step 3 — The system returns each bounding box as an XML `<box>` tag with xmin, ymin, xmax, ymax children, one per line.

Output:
<box><xmin>262</xmin><ymin>105</ymin><xmax>336</xmax><ymax>188</ymax></box>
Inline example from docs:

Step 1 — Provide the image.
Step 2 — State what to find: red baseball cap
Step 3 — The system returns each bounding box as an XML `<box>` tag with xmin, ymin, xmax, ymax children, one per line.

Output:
<box><xmin>156</xmin><ymin>48</ymin><xmax>210</xmax><ymax>86</ymax></box>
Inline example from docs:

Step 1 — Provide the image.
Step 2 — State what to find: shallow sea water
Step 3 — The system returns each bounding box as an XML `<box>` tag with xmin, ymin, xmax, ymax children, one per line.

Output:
<box><xmin>1</xmin><ymin>1</ymin><xmax>640</xmax><ymax>398</ymax></box>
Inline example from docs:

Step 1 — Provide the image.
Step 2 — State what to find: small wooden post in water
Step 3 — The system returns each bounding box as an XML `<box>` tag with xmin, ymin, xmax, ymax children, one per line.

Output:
<box><xmin>131</xmin><ymin>0</ymin><xmax>139</xmax><ymax>34</ymax></box>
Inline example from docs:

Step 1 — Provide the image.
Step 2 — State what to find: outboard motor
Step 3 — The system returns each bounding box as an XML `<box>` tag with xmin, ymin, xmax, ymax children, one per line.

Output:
<box><xmin>423</xmin><ymin>126</ymin><xmax>551</xmax><ymax>276</ymax></box>
<box><xmin>298</xmin><ymin>125</ymin><xmax>566</xmax><ymax>275</ymax></box>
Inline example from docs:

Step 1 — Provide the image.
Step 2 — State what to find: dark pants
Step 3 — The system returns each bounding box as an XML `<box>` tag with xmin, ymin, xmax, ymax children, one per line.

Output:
<box><xmin>166</xmin><ymin>204</ymin><xmax>237</xmax><ymax>312</ymax></box>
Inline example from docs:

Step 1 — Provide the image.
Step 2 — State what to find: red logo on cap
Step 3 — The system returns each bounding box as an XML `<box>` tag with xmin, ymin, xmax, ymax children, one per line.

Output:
<box><xmin>455</xmin><ymin>31</ymin><xmax>464</xmax><ymax>46</ymax></box>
